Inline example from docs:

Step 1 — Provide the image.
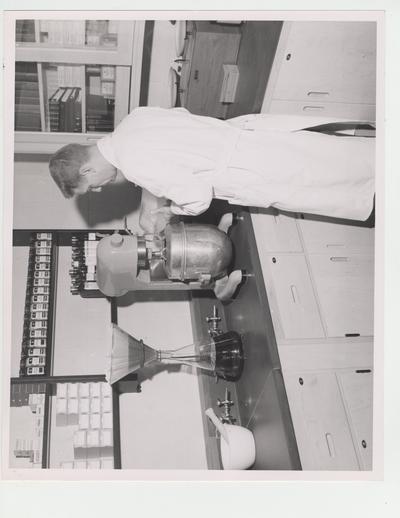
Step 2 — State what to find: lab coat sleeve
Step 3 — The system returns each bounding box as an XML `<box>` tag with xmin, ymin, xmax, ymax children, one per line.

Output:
<box><xmin>165</xmin><ymin>180</ymin><xmax>214</xmax><ymax>216</ymax></box>
<box><xmin>116</xmin><ymin>147</ymin><xmax>214</xmax><ymax>216</ymax></box>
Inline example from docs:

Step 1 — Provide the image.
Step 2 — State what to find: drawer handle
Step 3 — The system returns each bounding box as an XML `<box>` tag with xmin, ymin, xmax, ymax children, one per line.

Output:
<box><xmin>330</xmin><ymin>257</ymin><xmax>349</xmax><ymax>262</ymax></box>
<box><xmin>325</xmin><ymin>433</ymin><xmax>336</xmax><ymax>458</ymax></box>
<box><xmin>302</xmin><ymin>105</ymin><xmax>325</xmax><ymax>112</ymax></box>
<box><xmin>307</xmin><ymin>91</ymin><xmax>329</xmax><ymax>97</ymax></box>
<box><xmin>194</xmin><ymin>69</ymin><xmax>199</xmax><ymax>80</ymax></box>
<box><xmin>290</xmin><ymin>285</ymin><xmax>299</xmax><ymax>304</ymax></box>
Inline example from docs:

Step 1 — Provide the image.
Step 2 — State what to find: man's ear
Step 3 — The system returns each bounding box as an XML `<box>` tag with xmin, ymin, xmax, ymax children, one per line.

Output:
<box><xmin>78</xmin><ymin>164</ymin><xmax>93</xmax><ymax>177</ymax></box>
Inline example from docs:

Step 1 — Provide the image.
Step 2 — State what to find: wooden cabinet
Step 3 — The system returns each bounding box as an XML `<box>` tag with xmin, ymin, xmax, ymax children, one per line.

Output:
<box><xmin>263</xmin><ymin>21</ymin><xmax>377</xmax><ymax>120</ymax></box>
<box><xmin>284</xmin><ymin>371</ymin><xmax>360</xmax><ymax>470</ymax></box>
<box><xmin>251</xmin><ymin>210</ymin><xmax>375</xmax><ymax>470</ymax></box>
<box><xmin>261</xmin><ymin>254</ymin><xmax>325</xmax><ymax>340</ymax></box>
<box><xmin>253</xmin><ymin>211</ymin><xmax>375</xmax><ymax>341</ymax></box>
<box><xmin>250</xmin><ymin>208</ymin><xmax>303</xmax><ymax>253</ymax></box>
<box><xmin>308</xmin><ymin>254</ymin><xmax>374</xmax><ymax>338</ymax></box>
<box><xmin>337</xmin><ymin>370</ymin><xmax>373</xmax><ymax>470</ymax></box>
<box><xmin>180</xmin><ymin>22</ymin><xmax>241</xmax><ymax>119</ymax></box>
<box><xmin>298</xmin><ymin>215</ymin><xmax>375</xmax><ymax>255</ymax></box>
<box><xmin>268</xmin><ymin>99</ymin><xmax>376</xmax><ymax>121</ymax></box>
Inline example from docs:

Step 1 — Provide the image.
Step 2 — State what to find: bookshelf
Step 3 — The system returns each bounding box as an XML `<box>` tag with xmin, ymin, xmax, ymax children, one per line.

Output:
<box><xmin>14</xmin><ymin>19</ymin><xmax>145</xmax><ymax>154</ymax></box>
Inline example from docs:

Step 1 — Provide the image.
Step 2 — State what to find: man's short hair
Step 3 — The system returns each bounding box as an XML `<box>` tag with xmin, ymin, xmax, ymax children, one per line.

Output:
<box><xmin>49</xmin><ymin>143</ymin><xmax>90</xmax><ymax>198</ymax></box>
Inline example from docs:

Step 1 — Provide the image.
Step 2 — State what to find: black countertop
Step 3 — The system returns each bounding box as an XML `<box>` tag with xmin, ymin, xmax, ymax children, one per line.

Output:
<box><xmin>190</xmin><ymin>208</ymin><xmax>301</xmax><ymax>470</ymax></box>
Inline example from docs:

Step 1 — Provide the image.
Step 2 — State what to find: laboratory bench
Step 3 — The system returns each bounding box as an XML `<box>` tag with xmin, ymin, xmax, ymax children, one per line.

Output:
<box><xmin>189</xmin><ymin>208</ymin><xmax>301</xmax><ymax>470</ymax></box>
<box><xmin>190</xmin><ymin>202</ymin><xmax>374</xmax><ymax>471</ymax></box>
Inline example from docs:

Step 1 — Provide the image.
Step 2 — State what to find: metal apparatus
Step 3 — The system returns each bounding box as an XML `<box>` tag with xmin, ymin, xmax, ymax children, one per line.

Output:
<box><xmin>96</xmin><ymin>222</ymin><xmax>233</xmax><ymax>297</ymax></box>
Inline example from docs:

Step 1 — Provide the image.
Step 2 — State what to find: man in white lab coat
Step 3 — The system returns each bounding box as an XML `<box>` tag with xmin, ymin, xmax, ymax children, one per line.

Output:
<box><xmin>49</xmin><ymin>107</ymin><xmax>375</xmax><ymax>233</ymax></box>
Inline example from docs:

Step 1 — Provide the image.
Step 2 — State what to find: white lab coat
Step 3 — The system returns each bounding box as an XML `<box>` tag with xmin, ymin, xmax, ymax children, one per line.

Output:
<box><xmin>97</xmin><ymin>107</ymin><xmax>375</xmax><ymax>220</ymax></box>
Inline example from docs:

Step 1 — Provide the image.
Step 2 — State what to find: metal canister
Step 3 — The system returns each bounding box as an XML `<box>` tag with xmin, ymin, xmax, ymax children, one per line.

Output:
<box><xmin>164</xmin><ymin>223</ymin><xmax>233</xmax><ymax>282</ymax></box>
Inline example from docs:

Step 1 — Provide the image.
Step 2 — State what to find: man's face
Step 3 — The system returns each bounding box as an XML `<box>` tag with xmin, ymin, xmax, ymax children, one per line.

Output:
<box><xmin>74</xmin><ymin>163</ymin><xmax>117</xmax><ymax>195</ymax></box>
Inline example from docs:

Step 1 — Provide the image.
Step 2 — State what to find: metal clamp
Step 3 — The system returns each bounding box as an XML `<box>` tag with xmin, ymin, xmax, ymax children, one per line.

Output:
<box><xmin>206</xmin><ymin>305</ymin><xmax>222</xmax><ymax>335</ymax></box>
<box><xmin>217</xmin><ymin>388</ymin><xmax>236</xmax><ymax>424</ymax></box>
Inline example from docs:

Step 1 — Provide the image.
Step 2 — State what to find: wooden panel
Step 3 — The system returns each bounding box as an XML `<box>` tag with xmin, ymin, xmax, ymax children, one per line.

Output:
<box><xmin>264</xmin><ymin>254</ymin><xmax>325</xmax><ymax>339</ymax></box>
<box><xmin>185</xmin><ymin>26</ymin><xmax>241</xmax><ymax>118</ymax></box>
<box><xmin>298</xmin><ymin>216</ymin><xmax>375</xmax><ymax>255</ymax></box>
<box><xmin>309</xmin><ymin>254</ymin><xmax>374</xmax><ymax>337</ymax></box>
<box><xmin>225</xmin><ymin>21</ymin><xmax>283</xmax><ymax>118</ymax></box>
<box><xmin>284</xmin><ymin>371</ymin><xmax>360</xmax><ymax>470</ymax></box>
<box><xmin>268</xmin><ymin>99</ymin><xmax>376</xmax><ymax>120</ymax></box>
<box><xmin>337</xmin><ymin>370</ymin><xmax>373</xmax><ymax>470</ymax></box>
<box><xmin>251</xmin><ymin>209</ymin><xmax>303</xmax><ymax>253</ymax></box>
<box><xmin>271</xmin><ymin>21</ymin><xmax>377</xmax><ymax>105</ymax></box>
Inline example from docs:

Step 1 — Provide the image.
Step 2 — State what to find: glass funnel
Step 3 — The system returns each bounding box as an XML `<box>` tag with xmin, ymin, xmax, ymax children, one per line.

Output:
<box><xmin>107</xmin><ymin>324</ymin><xmax>244</xmax><ymax>384</ymax></box>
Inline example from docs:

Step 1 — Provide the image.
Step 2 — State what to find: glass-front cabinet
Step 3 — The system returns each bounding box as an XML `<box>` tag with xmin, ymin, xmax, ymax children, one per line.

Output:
<box><xmin>14</xmin><ymin>19</ymin><xmax>144</xmax><ymax>153</ymax></box>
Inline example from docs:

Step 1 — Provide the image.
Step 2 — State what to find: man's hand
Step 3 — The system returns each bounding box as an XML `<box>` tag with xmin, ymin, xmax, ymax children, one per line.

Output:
<box><xmin>139</xmin><ymin>206</ymin><xmax>174</xmax><ymax>234</ymax></box>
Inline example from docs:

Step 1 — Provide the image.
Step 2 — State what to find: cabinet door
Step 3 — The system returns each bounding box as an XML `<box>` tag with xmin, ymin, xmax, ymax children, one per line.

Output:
<box><xmin>298</xmin><ymin>216</ymin><xmax>375</xmax><ymax>255</ymax></box>
<box><xmin>284</xmin><ymin>371</ymin><xmax>360</xmax><ymax>470</ymax></box>
<box><xmin>337</xmin><ymin>370</ymin><xmax>373</xmax><ymax>470</ymax></box>
<box><xmin>264</xmin><ymin>255</ymin><xmax>325</xmax><ymax>339</ymax></box>
<box><xmin>185</xmin><ymin>27</ymin><xmax>241</xmax><ymax>117</ymax></box>
<box><xmin>272</xmin><ymin>21</ymin><xmax>376</xmax><ymax>105</ymax></box>
<box><xmin>251</xmin><ymin>209</ymin><xmax>303</xmax><ymax>253</ymax></box>
<box><xmin>308</xmin><ymin>254</ymin><xmax>374</xmax><ymax>337</ymax></box>
<box><xmin>269</xmin><ymin>99</ymin><xmax>376</xmax><ymax>121</ymax></box>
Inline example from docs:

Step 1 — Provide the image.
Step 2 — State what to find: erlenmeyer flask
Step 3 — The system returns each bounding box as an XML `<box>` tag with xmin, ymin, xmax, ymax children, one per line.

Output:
<box><xmin>158</xmin><ymin>340</ymin><xmax>216</xmax><ymax>371</ymax></box>
<box><xmin>107</xmin><ymin>324</ymin><xmax>244</xmax><ymax>385</ymax></box>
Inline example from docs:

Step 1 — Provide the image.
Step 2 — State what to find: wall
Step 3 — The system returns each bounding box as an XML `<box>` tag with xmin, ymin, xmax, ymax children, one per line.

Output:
<box><xmin>147</xmin><ymin>21</ymin><xmax>179</xmax><ymax>108</ymax></box>
<box><xmin>117</xmin><ymin>295</ymin><xmax>207</xmax><ymax>469</ymax></box>
<box><xmin>13</xmin><ymin>157</ymin><xmax>141</xmax><ymax>230</ymax></box>
<box><xmin>52</xmin><ymin>247</ymin><xmax>112</xmax><ymax>376</ymax></box>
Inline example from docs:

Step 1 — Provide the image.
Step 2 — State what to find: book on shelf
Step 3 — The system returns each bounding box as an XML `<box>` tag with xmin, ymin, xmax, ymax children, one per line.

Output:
<box><xmin>15</xmin><ymin>20</ymin><xmax>36</xmax><ymax>43</ymax></box>
<box><xmin>15</xmin><ymin>80</ymin><xmax>40</xmax><ymax>90</ymax></box>
<box><xmin>73</xmin><ymin>89</ymin><xmax>82</xmax><ymax>133</ymax></box>
<box><xmin>15</xmin><ymin>113</ymin><xmax>41</xmax><ymax>131</ymax></box>
<box><xmin>15</xmin><ymin>72</ymin><xmax>39</xmax><ymax>83</ymax></box>
<box><xmin>15</xmin><ymin>94</ymin><xmax>40</xmax><ymax>106</ymax></box>
<box><xmin>59</xmin><ymin>87</ymin><xmax>74</xmax><ymax>132</ymax></box>
<box><xmin>48</xmin><ymin>87</ymin><xmax>66</xmax><ymax>132</ymax></box>
<box><xmin>48</xmin><ymin>86</ymin><xmax>82</xmax><ymax>132</ymax></box>
<box><xmin>15</xmin><ymin>64</ymin><xmax>41</xmax><ymax>131</ymax></box>
<box><xmin>15</xmin><ymin>104</ymin><xmax>41</xmax><ymax>113</ymax></box>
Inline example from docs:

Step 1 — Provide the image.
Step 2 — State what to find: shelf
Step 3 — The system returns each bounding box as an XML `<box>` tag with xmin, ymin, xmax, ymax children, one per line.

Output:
<box><xmin>16</xmin><ymin>20</ymin><xmax>135</xmax><ymax>66</ymax></box>
<box><xmin>10</xmin><ymin>228</ymin><xmax>125</xmax><ymax>470</ymax></box>
<box><xmin>14</xmin><ymin>19</ymin><xmax>144</xmax><ymax>153</ymax></box>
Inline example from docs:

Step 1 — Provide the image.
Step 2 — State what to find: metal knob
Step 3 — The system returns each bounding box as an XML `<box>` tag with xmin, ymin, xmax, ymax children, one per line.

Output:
<box><xmin>110</xmin><ymin>233</ymin><xmax>124</xmax><ymax>248</ymax></box>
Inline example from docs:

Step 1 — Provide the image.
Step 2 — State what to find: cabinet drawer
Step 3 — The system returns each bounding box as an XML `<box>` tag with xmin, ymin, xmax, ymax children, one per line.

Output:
<box><xmin>269</xmin><ymin>99</ymin><xmax>376</xmax><ymax>121</ymax></box>
<box><xmin>272</xmin><ymin>21</ymin><xmax>376</xmax><ymax>105</ymax></box>
<box><xmin>308</xmin><ymin>254</ymin><xmax>374</xmax><ymax>337</ymax></box>
<box><xmin>337</xmin><ymin>370</ymin><xmax>373</xmax><ymax>470</ymax></box>
<box><xmin>298</xmin><ymin>216</ymin><xmax>375</xmax><ymax>255</ymax></box>
<box><xmin>251</xmin><ymin>209</ymin><xmax>303</xmax><ymax>253</ymax></box>
<box><xmin>284</xmin><ymin>371</ymin><xmax>360</xmax><ymax>470</ymax></box>
<box><xmin>263</xmin><ymin>255</ymin><xmax>324</xmax><ymax>339</ymax></box>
